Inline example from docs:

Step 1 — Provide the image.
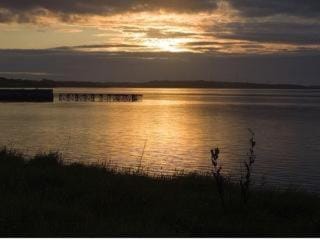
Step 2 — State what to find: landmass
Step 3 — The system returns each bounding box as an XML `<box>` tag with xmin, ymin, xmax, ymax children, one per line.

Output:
<box><xmin>0</xmin><ymin>77</ymin><xmax>319</xmax><ymax>89</ymax></box>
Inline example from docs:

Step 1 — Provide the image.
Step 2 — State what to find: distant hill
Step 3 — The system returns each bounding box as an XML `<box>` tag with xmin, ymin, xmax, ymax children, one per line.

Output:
<box><xmin>0</xmin><ymin>77</ymin><xmax>319</xmax><ymax>89</ymax></box>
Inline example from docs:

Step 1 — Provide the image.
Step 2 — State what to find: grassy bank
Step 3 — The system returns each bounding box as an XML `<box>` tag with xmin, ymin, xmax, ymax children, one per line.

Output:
<box><xmin>0</xmin><ymin>147</ymin><xmax>319</xmax><ymax>237</ymax></box>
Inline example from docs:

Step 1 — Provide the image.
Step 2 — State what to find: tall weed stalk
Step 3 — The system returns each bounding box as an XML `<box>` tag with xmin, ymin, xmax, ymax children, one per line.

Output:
<box><xmin>240</xmin><ymin>129</ymin><xmax>256</xmax><ymax>204</ymax></box>
<box><xmin>211</xmin><ymin>147</ymin><xmax>225</xmax><ymax>209</ymax></box>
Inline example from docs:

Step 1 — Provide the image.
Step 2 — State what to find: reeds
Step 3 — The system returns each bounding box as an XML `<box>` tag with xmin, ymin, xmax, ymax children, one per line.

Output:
<box><xmin>240</xmin><ymin>129</ymin><xmax>256</xmax><ymax>204</ymax></box>
<box><xmin>211</xmin><ymin>129</ymin><xmax>257</xmax><ymax>208</ymax></box>
<box><xmin>137</xmin><ymin>139</ymin><xmax>148</xmax><ymax>173</ymax></box>
<box><xmin>211</xmin><ymin>147</ymin><xmax>225</xmax><ymax>209</ymax></box>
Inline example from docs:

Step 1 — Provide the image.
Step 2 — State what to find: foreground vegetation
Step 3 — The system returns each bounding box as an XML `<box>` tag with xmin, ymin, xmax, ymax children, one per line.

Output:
<box><xmin>0</xmin><ymin>147</ymin><xmax>319</xmax><ymax>237</ymax></box>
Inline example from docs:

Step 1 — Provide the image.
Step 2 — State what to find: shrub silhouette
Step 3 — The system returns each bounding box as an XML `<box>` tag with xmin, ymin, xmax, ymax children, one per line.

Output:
<box><xmin>240</xmin><ymin>128</ymin><xmax>256</xmax><ymax>204</ymax></box>
<box><xmin>211</xmin><ymin>147</ymin><xmax>225</xmax><ymax>209</ymax></box>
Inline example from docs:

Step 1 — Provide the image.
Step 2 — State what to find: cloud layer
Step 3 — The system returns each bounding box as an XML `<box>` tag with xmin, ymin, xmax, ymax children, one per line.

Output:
<box><xmin>1</xmin><ymin>0</ymin><xmax>320</xmax><ymax>23</ymax></box>
<box><xmin>228</xmin><ymin>0</ymin><xmax>320</xmax><ymax>18</ymax></box>
<box><xmin>0</xmin><ymin>49</ymin><xmax>319</xmax><ymax>84</ymax></box>
<box><xmin>0</xmin><ymin>0</ymin><xmax>319</xmax><ymax>84</ymax></box>
<box><xmin>0</xmin><ymin>0</ymin><xmax>218</xmax><ymax>23</ymax></box>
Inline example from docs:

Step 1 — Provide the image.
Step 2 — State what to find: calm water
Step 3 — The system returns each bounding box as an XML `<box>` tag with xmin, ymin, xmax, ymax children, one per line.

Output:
<box><xmin>1</xmin><ymin>88</ymin><xmax>320</xmax><ymax>191</ymax></box>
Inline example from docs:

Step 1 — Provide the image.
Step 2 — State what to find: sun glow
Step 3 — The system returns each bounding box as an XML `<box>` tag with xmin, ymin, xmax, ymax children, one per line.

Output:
<box><xmin>143</xmin><ymin>38</ymin><xmax>189</xmax><ymax>52</ymax></box>
<box><xmin>1</xmin><ymin>4</ymin><xmax>316</xmax><ymax>55</ymax></box>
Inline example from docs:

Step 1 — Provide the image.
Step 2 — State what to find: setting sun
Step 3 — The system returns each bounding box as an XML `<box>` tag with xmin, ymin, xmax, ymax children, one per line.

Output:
<box><xmin>143</xmin><ymin>38</ymin><xmax>189</xmax><ymax>52</ymax></box>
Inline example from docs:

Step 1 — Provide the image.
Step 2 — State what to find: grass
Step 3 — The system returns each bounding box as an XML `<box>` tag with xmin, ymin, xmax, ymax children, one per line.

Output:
<box><xmin>0</xmin><ymin>147</ymin><xmax>319</xmax><ymax>237</ymax></box>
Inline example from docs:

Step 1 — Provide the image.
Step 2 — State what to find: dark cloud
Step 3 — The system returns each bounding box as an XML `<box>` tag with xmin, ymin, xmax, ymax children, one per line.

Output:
<box><xmin>184</xmin><ymin>41</ymin><xmax>221</xmax><ymax>46</ymax></box>
<box><xmin>144</xmin><ymin>28</ymin><xmax>196</xmax><ymax>39</ymax></box>
<box><xmin>182</xmin><ymin>41</ymin><xmax>229</xmax><ymax>52</ymax></box>
<box><xmin>0</xmin><ymin>48</ymin><xmax>319</xmax><ymax>84</ymax></box>
<box><xmin>184</xmin><ymin>41</ymin><xmax>245</xmax><ymax>46</ymax></box>
<box><xmin>1</xmin><ymin>0</ymin><xmax>320</xmax><ymax>24</ymax></box>
<box><xmin>212</xmin><ymin>21</ymin><xmax>320</xmax><ymax>45</ymax></box>
<box><xmin>228</xmin><ymin>0</ymin><xmax>320</xmax><ymax>18</ymax></box>
<box><xmin>0</xmin><ymin>0</ymin><xmax>218</xmax><ymax>23</ymax></box>
<box><xmin>0</xmin><ymin>0</ymin><xmax>219</xmax><ymax>13</ymax></box>
<box><xmin>54</xmin><ymin>43</ymin><xmax>143</xmax><ymax>50</ymax></box>
<box><xmin>2</xmin><ymin>0</ymin><xmax>319</xmax><ymax>19</ymax></box>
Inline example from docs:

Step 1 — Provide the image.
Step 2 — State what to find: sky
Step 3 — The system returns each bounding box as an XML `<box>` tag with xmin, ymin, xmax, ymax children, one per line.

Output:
<box><xmin>0</xmin><ymin>0</ymin><xmax>319</xmax><ymax>84</ymax></box>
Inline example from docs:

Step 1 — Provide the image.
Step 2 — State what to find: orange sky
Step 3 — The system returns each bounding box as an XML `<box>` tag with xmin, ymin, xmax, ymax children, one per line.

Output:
<box><xmin>0</xmin><ymin>0</ymin><xmax>319</xmax><ymax>84</ymax></box>
<box><xmin>1</xmin><ymin>0</ymin><xmax>319</xmax><ymax>55</ymax></box>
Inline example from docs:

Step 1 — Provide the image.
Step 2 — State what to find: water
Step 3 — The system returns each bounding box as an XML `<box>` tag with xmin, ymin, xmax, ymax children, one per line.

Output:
<box><xmin>1</xmin><ymin>88</ymin><xmax>320</xmax><ymax>191</ymax></box>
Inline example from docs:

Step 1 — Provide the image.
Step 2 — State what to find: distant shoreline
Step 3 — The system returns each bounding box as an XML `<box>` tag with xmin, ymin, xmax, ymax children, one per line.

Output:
<box><xmin>1</xmin><ymin>77</ymin><xmax>320</xmax><ymax>89</ymax></box>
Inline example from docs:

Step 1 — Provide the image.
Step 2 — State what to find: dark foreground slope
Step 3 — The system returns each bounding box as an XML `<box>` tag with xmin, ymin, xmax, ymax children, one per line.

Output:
<box><xmin>0</xmin><ymin>147</ymin><xmax>319</xmax><ymax>237</ymax></box>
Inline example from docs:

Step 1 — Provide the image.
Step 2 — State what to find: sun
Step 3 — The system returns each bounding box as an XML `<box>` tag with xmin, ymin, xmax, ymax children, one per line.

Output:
<box><xmin>143</xmin><ymin>38</ymin><xmax>187</xmax><ymax>52</ymax></box>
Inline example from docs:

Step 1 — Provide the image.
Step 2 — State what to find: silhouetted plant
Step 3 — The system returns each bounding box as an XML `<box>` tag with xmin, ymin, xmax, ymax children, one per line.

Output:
<box><xmin>240</xmin><ymin>128</ymin><xmax>256</xmax><ymax>204</ymax></box>
<box><xmin>137</xmin><ymin>139</ymin><xmax>148</xmax><ymax>173</ymax></box>
<box><xmin>211</xmin><ymin>147</ymin><xmax>225</xmax><ymax>209</ymax></box>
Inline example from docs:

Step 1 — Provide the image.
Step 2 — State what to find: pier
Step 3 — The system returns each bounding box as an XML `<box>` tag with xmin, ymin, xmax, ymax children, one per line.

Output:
<box><xmin>0</xmin><ymin>89</ymin><xmax>143</xmax><ymax>103</ymax></box>
<box><xmin>57</xmin><ymin>93</ymin><xmax>143</xmax><ymax>102</ymax></box>
<box><xmin>0</xmin><ymin>89</ymin><xmax>53</xmax><ymax>102</ymax></box>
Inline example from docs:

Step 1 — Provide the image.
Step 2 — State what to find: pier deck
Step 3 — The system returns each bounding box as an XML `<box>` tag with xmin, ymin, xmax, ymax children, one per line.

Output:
<box><xmin>57</xmin><ymin>93</ymin><xmax>143</xmax><ymax>102</ymax></box>
<box><xmin>0</xmin><ymin>89</ymin><xmax>143</xmax><ymax>103</ymax></box>
<box><xmin>0</xmin><ymin>89</ymin><xmax>53</xmax><ymax>102</ymax></box>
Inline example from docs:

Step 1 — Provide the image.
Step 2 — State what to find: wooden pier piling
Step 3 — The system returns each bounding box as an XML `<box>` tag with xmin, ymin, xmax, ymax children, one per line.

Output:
<box><xmin>57</xmin><ymin>93</ymin><xmax>143</xmax><ymax>102</ymax></box>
